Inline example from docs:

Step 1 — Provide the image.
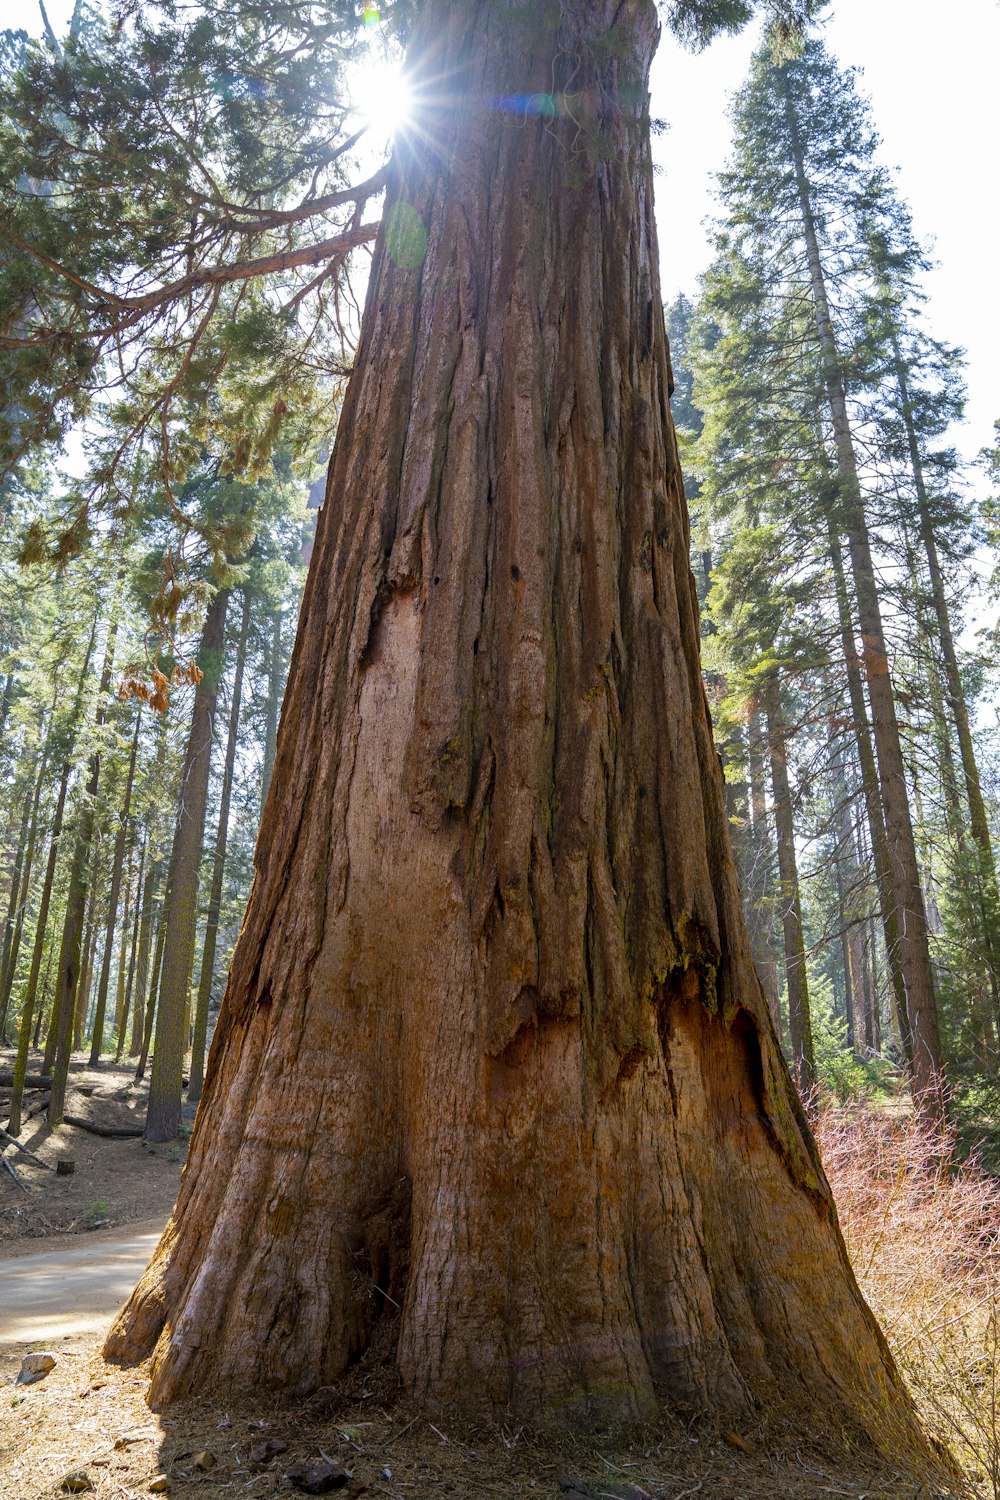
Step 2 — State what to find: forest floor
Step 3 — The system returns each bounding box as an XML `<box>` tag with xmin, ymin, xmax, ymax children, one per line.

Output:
<box><xmin>0</xmin><ymin>1345</ymin><xmax>962</xmax><ymax>1500</ymax></box>
<box><xmin>0</xmin><ymin>1049</ymin><xmax>187</xmax><ymax>1245</ymax></box>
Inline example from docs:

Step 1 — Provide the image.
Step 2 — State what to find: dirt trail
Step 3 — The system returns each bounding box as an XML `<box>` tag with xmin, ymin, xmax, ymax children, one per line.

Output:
<box><xmin>0</xmin><ymin>1220</ymin><xmax>163</xmax><ymax>1351</ymax></box>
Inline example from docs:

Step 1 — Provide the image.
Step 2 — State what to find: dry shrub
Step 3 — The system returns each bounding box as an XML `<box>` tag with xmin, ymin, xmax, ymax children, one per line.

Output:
<box><xmin>819</xmin><ymin>1099</ymin><xmax>1000</xmax><ymax>1497</ymax></box>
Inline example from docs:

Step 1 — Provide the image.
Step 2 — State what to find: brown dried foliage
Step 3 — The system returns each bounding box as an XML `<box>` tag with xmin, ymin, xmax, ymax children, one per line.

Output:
<box><xmin>818</xmin><ymin>1100</ymin><xmax>1000</xmax><ymax>1496</ymax></box>
<box><xmin>118</xmin><ymin>661</ymin><xmax>202</xmax><ymax>713</ymax></box>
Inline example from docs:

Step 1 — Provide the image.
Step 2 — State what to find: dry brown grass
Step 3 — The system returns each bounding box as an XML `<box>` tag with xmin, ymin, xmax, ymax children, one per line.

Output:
<box><xmin>818</xmin><ymin>1100</ymin><xmax>1000</xmax><ymax>1498</ymax></box>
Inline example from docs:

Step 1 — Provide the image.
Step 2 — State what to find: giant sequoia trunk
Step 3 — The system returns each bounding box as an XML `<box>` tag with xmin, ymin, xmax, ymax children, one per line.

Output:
<box><xmin>107</xmin><ymin>0</ymin><xmax>920</xmax><ymax>1447</ymax></box>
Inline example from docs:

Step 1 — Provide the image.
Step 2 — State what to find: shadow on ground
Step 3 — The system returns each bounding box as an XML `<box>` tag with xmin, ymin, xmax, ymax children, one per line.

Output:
<box><xmin>0</xmin><ymin>1326</ymin><xmax>961</xmax><ymax>1500</ymax></box>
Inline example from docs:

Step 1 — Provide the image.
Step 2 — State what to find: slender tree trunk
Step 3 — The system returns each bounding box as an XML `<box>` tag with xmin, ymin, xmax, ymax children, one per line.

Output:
<box><xmin>923</xmin><ymin>639</ymin><xmax>966</xmax><ymax>865</ymax></box>
<box><xmin>745</xmin><ymin>713</ymin><xmax>781</xmax><ymax>1022</ymax></box>
<box><xmin>129</xmin><ymin>863</ymin><xmax>157</xmax><ymax>1058</ymax></box>
<box><xmin>924</xmin><ymin>671</ymin><xmax>997</xmax><ymax>1061</ymax></box>
<box><xmin>75</xmin><ymin>882</ymin><xmax>100</xmax><ymax>1051</ymax></box>
<box><xmin>49</xmin><ymin>610</ymin><xmax>122</xmax><ymax>1126</ymax></box>
<box><xmin>189</xmin><ymin>589</ymin><xmax>251</xmax><ymax>1105</ymax></box>
<box><xmin>831</xmin><ymin>837</ymin><xmax>857</xmax><ymax>1051</ymax></box>
<box><xmin>786</xmin><ymin>86</ymin><xmax>943</xmax><ymax>1114</ymax></box>
<box><xmin>828</xmin><ymin>511</ymin><xmax>913</xmax><ymax>1064</ymax></box>
<box><xmin>135</xmin><ymin>886</ymin><xmax>168</xmax><ymax>1084</ymax></box>
<box><xmin>0</xmin><ymin>746</ymin><xmax>46</xmax><ymax>1041</ymax></box>
<box><xmin>109</xmin><ymin>2</ymin><xmax>919</xmax><ymax>1455</ymax></box>
<box><xmin>891</xmin><ymin>334</ymin><xmax>1000</xmax><ymax>1040</ymax></box>
<box><xmin>90</xmin><ymin>706</ymin><xmax>142</xmax><ymax>1063</ymax></box>
<box><xmin>130</xmin><ymin>716</ymin><xmax>169</xmax><ymax>1059</ymax></box>
<box><xmin>42</xmin><ymin>941</ymin><xmax>65</xmax><ymax>1072</ymax></box>
<box><xmin>145</xmin><ymin>589</ymin><xmax>229</xmax><ymax>1141</ymax></box>
<box><xmin>0</xmin><ymin>770</ymin><xmax>35</xmax><ymax>1003</ymax></box>
<box><xmin>762</xmin><ymin>676</ymin><xmax>816</xmax><ymax>1092</ymax></box>
<box><xmin>827</xmin><ymin>723</ymin><xmax>875</xmax><ymax>1062</ymax></box>
<box><xmin>0</xmin><ymin>668</ymin><xmax>15</xmax><ymax>754</ymax></box>
<box><xmin>903</xmin><ymin>527</ymin><xmax>967</xmax><ymax>869</ymax></box>
<box><xmin>859</xmin><ymin>918</ymin><xmax>879</xmax><ymax>1054</ymax></box>
<box><xmin>7</xmin><ymin>619</ymin><xmax>98</xmax><ymax>1135</ymax></box>
<box><xmin>902</xmin><ymin>703</ymin><xmax>940</xmax><ymax>940</ymax></box>
<box><xmin>120</xmin><ymin>838</ymin><xmax>146</xmax><ymax>1059</ymax></box>
<box><xmin>113</xmin><ymin>857</ymin><xmax>135</xmax><ymax>1059</ymax></box>
<box><xmin>260</xmin><ymin>606</ymin><xmax>282</xmax><ymax>814</ymax></box>
<box><xmin>16</xmin><ymin>762</ymin><xmax>72</xmax><ymax>1058</ymax></box>
<box><xmin>80</xmin><ymin>847</ymin><xmax>110</xmax><ymax>1047</ymax></box>
<box><xmin>828</xmin><ymin>720</ymin><xmax>869</xmax><ymax>1057</ymax></box>
<box><xmin>45</xmin><ymin>812</ymin><xmax>95</xmax><ymax>1118</ymax></box>
<box><xmin>722</xmin><ymin>725</ymin><xmax>749</xmax><ymax>840</ymax></box>
<box><xmin>33</xmin><ymin>948</ymin><xmax>54</xmax><ymax>1047</ymax></box>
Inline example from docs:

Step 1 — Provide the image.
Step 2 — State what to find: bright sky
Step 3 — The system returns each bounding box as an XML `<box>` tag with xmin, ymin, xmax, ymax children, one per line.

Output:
<box><xmin>651</xmin><ymin>0</ymin><xmax>1000</xmax><ymax>472</ymax></box>
<box><xmin>7</xmin><ymin>0</ymin><xmax>999</xmax><ymax>473</ymax></box>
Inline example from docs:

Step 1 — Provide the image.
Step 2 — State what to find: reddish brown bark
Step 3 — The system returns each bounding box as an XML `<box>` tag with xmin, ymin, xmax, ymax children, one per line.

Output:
<box><xmin>107</xmin><ymin>0</ymin><xmax>920</xmax><ymax>1450</ymax></box>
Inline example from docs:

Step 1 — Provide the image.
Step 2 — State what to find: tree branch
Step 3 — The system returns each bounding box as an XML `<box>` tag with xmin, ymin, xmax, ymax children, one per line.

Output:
<box><xmin>213</xmin><ymin>165</ymin><xmax>388</xmax><ymax>231</ymax></box>
<box><xmin>2</xmin><ymin>226</ymin><xmax>128</xmax><ymax>307</ymax></box>
<box><xmin>109</xmin><ymin>220</ymin><xmax>381</xmax><ymax>325</ymax></box>
<box><xmin>1</xmin><ymin>220</ymin><xmax>381</xmax><ymax>336</ymax></box>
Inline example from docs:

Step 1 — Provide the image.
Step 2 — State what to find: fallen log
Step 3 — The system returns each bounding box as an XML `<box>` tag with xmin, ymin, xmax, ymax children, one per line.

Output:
<box><xmin>1</xmin><ymin>1154</ymin><xmax>26</xmax><ymax>1190</ymax></box>
<box><xmin>0</xmin><ymin>1071</ymin><xmax>54</xmax><ymax>1090</ymax></box>
<box><xmin>0</xmin><ymin>1125</ymin><xmax>56</xmax><ymax>1170</ymax></box>
<box><xmin>62</xmin><ymin>1113</ymin><xmax>144</xmax><ymax>1139</ymax></box>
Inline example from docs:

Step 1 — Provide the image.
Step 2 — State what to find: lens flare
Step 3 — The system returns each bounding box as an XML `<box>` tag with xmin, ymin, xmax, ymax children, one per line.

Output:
<box><xmin>350</xmin><ymin>56</ymin><xmax>412</xmax><ymax>142</ymax></box>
